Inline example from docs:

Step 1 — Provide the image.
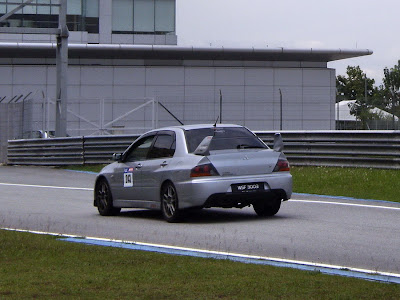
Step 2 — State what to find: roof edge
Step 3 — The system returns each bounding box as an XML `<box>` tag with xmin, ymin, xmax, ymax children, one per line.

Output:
<box><xmin>0</xmin><ymin>42</ymin><xmax>373</xmax><ymax>62</ymax></box>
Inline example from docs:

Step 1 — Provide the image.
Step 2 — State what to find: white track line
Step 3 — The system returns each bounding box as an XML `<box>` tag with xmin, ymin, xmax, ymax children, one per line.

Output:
<box><xmin>0</xmin><ymin>182</ymin><xmax>92</xmax><ymax>191</ymax></box>
<box><xmin>289</xmin><ymin>199</ymin><xmax>400</xmax><ymax>211</ymax></box>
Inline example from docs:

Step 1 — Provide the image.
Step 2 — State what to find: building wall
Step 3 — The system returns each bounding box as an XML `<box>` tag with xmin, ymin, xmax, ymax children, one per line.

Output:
<box><xmin>0</xmin><ymin>60</ymin><xmax>336</xmax><ymax>134</ymax></box>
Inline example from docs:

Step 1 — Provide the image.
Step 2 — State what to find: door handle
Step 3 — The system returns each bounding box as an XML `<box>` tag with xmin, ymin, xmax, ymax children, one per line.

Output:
<box><xmin>160</xmin><ymin>161</ymin><xmax>168</xmax><ymax>167</ymax></box>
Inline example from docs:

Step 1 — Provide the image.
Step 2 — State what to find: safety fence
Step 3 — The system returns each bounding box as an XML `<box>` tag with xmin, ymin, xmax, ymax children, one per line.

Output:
<box><xmin>6</xmin><ymin>131</ymin><xmax>400</xmax><ymax>169</ymax></box>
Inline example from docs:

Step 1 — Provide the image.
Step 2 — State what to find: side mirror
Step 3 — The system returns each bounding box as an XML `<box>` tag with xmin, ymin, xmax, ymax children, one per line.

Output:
<box><xmin>194</xmin><ymin>136</ymin><xmax>213</xmax><ymax>155</ymax></box>
<box><xmin>273</xmin><ymin>133</ymin><xmax>284</xmax><ymax>152</ymax></box>
<box><xmin>113</xmin><ymin>153</ymin><xmax>122</xmax><ymax>162</ymax></box>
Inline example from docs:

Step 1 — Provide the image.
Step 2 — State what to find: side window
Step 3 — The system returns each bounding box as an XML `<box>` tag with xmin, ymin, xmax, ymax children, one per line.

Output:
<box><xmin>125</xmin><ymin>135</ymin><xmax>155</xmax><ymax>162</ymax></box>
<box><xmin>147</xmin><ymin>133</ymin><xmax>176</xmax><ymax>159</ymax></box>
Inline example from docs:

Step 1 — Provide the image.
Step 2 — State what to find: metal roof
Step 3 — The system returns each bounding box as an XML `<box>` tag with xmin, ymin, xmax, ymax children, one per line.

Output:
<box><xmin>0</xmin><ymin>42</ymin><xmax>372</xmax><ymax>62</ymax></box>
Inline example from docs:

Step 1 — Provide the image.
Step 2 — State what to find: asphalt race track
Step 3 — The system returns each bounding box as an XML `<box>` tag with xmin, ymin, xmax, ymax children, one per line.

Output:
<box><xmin>1</xmin><ymin>165</ymin><xmax>399</xmax><ymax>276</ymax></box>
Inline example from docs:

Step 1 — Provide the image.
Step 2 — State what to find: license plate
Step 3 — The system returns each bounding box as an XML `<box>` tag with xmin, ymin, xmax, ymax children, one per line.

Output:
<box><xmin>232</xmin><ymin>182</ymin><xmax>263</xmax><ymax>193</ymax></box>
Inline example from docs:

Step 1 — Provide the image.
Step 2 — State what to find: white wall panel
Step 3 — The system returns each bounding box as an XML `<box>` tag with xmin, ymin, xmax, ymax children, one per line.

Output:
<box><xmin>13</xmin><ymin>66</ymin><xmax>46</xmax><ymax>85</ymax></box>
<box><xmin>215</xmin><ymin>68</ymin><xmax>244</xmax><ymax>86</ymax></box>
<box><xmin>303</xmin><ymin>69</ymin><xmax>331</xmax><ymax>87</ymax></box>
<box><xmin>184</xmin><ymin>68</ymin><xmax>215</xmax><ymax>86</ymax></box>
<box><xmin>217</xmin><ymin>86</ymin><xmax>245</xmax><ymax>103</ymax></box>
<box><xmin>113</xmin><ymin>85</ymin><xmax>146</xmax><ymax>99</ymax></box>
<box><xmin>67</xmin><ymin>86</ymin><xmax>81</xmax><ymax>99</ymax></box>
<box><xmin>145</xmin><ymin>85</ymin><xmax>185</xmax><ymax>98</ymax></box>
<box><xmin>0</xmin><ymin>67</ymin><xmax>12</xmax><ymax>84</ymax></box>
<box><xmin>81</xmin><ymin>67</ymin><xmax>113</xmax><ymax>85</ymax></box>
<box><xmin>0</xmin><ymin>85</ymin><xmax>12</xmax><ymax>96</ymax></box>
<box><xmin>184</xmin><ymin>86</ymin><xmax>215</xmax><ymax>101</ymax></box>
<box><xmin>245</xmin><ymin>86</ymin><xmax>274</xmax><ymax>102</ymax></box>
<box><xmin>80</xmin><ymin>85</ymin><xmax>113</xmax><ymax>99</ymax></box>
<box><xmin>113</xmin><ymin>67</ymin><xmax>145</xmax><ymax>85</ymax></box>
<box><xmin>274</xmin><ymin>69</ymin><xmax>302</xmax><ymax>86</ymax></box>
<box><xmin>146</xmin><ymin>67</ymin><xmax>184</xmax><ymax>85</ymax></box>
<box><xmin>245</xmin><ymin>69</ymin><xmax>274</xmax><ymax>85</ymax></box>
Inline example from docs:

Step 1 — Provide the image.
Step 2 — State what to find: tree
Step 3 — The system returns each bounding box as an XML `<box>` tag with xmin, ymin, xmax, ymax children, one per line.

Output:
<box><xmin>381</xmin><ymin>60</ymin><xmax>400</xmax><ymax>120</ymax></box>
<box><xmin>336</xmin><ymin>66</ymin><xmax>376</xmax><ymax>102</ymax></box>
<box><xmin>336</xmin><ymin>66</ymin><xmax>379</xmax><ymax>128</ymax></box>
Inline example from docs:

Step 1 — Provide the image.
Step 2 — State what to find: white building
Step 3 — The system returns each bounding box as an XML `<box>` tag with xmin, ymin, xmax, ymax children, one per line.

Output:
<box><xmin>0</xmin><ymin>0</ymin><xmax>372</xmax><ymax>135</ymax></box>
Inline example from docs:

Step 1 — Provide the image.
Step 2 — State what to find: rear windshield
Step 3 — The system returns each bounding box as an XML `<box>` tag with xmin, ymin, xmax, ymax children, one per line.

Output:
<box><xmin>185</xmin><ymin>127</ymin><xmax>267</xmax><ymax>153</ymax></box>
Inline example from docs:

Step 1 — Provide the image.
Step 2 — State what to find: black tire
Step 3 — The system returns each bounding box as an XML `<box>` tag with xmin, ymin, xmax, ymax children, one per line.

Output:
<box><xmin>253</xmin><ymin>198</ymin><xmax>281</xmax><ymax>217</ymax></box>
<box><xmin>95</xmin><ymin>179</ymin><xmax>121</xmax><ymax>216</ymax></box>
<box><xmin>161</xmin><ymin>182</ymin><xmax>182</xmax><ymax>223</ymax></box>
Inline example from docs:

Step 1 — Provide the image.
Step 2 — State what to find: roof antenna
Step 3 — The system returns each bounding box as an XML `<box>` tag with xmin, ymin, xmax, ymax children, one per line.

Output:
<box><xmin>213</xmin><ymin>115</ymin><xmax>219</xmax><ymax>128</ymax></box>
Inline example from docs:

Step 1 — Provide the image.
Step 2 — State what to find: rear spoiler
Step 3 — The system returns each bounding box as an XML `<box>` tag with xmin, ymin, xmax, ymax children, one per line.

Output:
<box><xmin>193</xmin><ymin>136</ymin><xmax>213</xmax><ymax>155</ymax></box>
<box><xmin>273</xmin><ymin>133</ymin><xmax>284</xmax><ymax>152</ymax></box>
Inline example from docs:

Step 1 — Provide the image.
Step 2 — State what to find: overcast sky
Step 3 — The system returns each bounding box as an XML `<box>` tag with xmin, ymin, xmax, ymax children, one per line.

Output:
<box><xmin>176</xmin><ymin>0</ymin><xmax>399</xmax><ymax>86</ymax></box>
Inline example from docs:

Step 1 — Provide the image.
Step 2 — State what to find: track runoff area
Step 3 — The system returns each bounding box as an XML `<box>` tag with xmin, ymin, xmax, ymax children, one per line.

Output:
<box><xmin>2</xmin><ymin>199</ymin><xmax>400</xmax><ymax>286</ymax></box>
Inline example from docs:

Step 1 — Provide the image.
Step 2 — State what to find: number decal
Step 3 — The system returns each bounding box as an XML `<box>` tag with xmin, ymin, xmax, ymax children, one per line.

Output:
<box><xmin>124</xmin><ymin>167</ymin><xmax>134</xmax><ymax>187</ymax></box>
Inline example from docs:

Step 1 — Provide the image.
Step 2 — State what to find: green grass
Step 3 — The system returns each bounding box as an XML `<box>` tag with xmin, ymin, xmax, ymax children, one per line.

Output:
<box><xmin>1</xmin><ymin>230</ymin><xmax>399</xmax><ymax>299</ymax></box>
<box><xmin>291</xmin><ymin>166</ymin><xmax>400</xmax><ymax>203</ymax></box>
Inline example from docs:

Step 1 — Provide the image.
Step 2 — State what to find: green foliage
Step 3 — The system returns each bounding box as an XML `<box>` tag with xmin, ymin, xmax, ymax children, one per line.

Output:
<box><xmin>381</xmin><ymin>60</ymin><xmax>400</xmax><ymax>118</ymax></box>
<box><xmin>336</xmin><ymin>66</ymin><xmax>379</xmax><ymax>128</ymax></box>
<box><xmin>1</xmin><ymin>230</ymin><xmax>399</xmax><ymax>299</ymax></box>
<box><xmin>336</xmin><ymin>66</ymin><xmax>376</xmax><ymax>101</ymax></box>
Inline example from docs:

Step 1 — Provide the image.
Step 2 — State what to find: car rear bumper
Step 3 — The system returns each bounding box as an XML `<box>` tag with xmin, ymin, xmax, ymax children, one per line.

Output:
<box><xmin>175</xmin><ymin>173</ymin><xmax>292</xmax><ymax>209</ymax></box>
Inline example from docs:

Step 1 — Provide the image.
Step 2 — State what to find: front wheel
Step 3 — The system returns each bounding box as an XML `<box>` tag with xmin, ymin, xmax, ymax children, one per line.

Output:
<box><xmin>95</xmin><ymin>179</ymin><xmax>121</xmax><ymax>216</ymax></box>
<box><xmin>161</xmin><ymin>182</ymin><xmax>182</xmax><ymax>223</ymax></box>
<box><xmin>253</xmin><ymin>198</ymin><xmax>281</xmax><ymax>217</ymax></box>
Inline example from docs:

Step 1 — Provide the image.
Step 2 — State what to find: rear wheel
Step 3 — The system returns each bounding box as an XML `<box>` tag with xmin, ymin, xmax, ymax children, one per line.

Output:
<box><xmin>161</xmin><ymin>182</ymin><xmax>182</xmax><ymax>222</ymax></box>
<box><xmin>253</xmin><ymin>198</ymin><xmax>281</xmax><ymax>217</ymax></box>
<box><xmin>95</xmin><ymin>179</ymin><xmax>121</xmax><ymax>216</ymax></box>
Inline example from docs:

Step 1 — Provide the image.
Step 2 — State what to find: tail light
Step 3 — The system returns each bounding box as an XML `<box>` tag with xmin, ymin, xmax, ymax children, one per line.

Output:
<box><xmin>190</xmin><ymin>163</ymin><xmax>219</xmax><ymax>177</ymax></box>
<box><xmin>273</xmin><ymin>158</ymin><xmax>290</xmax><ymax>172</ymax></box>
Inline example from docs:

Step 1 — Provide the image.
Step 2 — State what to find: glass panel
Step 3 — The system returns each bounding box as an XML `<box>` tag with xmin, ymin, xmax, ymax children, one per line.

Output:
<box><xmin>86</xmin><ymin>0</ymin><xmax>99</xmax><ymax>17</ymax></box>
<box><xmin>134</xmin><ymin>0</ymin><xmax>154</xmax><ymax>32</ymax></box>
<box><xmin>68</xmin><ymin>0</ymin><xmax>82</xmax><ymax>15</ymax></box>
<box><xmin>148</xmin><ymin>134</ymin><xmax>175</xmax><ymax>159</ymax></box>
<box><xmin>23</xmin><ymin>0</ymin><xmax>37</xmax><ymax>14</ymax></box>
<box><xmin>126</xmin><ymin>135</ymin><xmax>155</xmax><ymax>161</ymax></box>
<box><xmin>8</xmin><ymin>0</ymin><xmax>23</xmax><ymax>14</ymax></box>
<box><xmin>185</xmin><ymin>127</ymin><xmax>265</xmax><ymax>153</ymax></box>
<box><xmin>155</xmin><ymin>0</ymin><xmax>175</xmax><ymax>32</ymax></box>
<box><xmin>112</xmin><ymin>0</ymin><xmax>133</xmax><ymax>32</ymax></box>
<box><xmin>0</xmin><ymin>4</ymin><xmax>6</xmax><ymax>14</ymax></box>
<box><xmin>51</xmin><ymin>0</ymin><xmax>59</xmax><ymax>15</ymax></box>
<box><xmin>37</xmin><ymin>0</ymin><xmax>51</xmax><ymax>15</ymax></box>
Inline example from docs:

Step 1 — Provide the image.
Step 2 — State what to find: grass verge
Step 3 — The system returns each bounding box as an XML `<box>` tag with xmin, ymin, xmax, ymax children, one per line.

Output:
<box><xmin>1</xmin><ymin>230</ymin><xmax>399</xmax><ymax>299</ymax></box>
<box><xmin>291</xmin><ymin>166</ymin><xmax>400</xmax><ymax>203</ymax></box>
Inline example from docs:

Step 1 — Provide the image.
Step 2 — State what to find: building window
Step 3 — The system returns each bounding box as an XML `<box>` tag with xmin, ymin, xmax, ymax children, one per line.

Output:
<box><xmin>0</xmin><ymin>0</ymin><xmax>99</xmax><ymax>33</ymax></box>
<box><xmin>112</xmin><ymin>0</ymin><xmax>175</xmax><ymax>34</ymax></box>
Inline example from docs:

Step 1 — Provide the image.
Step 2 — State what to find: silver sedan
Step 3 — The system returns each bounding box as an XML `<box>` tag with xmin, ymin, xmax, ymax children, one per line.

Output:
<box><xmin>94</xmin><ymin>124</ymin><xmax>292</xmax><ymax>222</ymax></box>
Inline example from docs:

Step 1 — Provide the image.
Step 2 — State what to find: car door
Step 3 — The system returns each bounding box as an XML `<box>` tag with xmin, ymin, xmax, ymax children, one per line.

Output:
<box><xmin>140</xmin><ymin>131</ymin><xmax>176</xmax><ymax>202</ymax></box>
<box><xmin>111</xmin><ymin>134</ymin><xmax>156</xmax><ymax>202</ymax></box>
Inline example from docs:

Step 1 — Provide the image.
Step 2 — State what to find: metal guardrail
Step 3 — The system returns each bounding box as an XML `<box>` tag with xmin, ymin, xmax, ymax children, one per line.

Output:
<box><xmin>7</xmin><ymin>131</ymin><xmax>400</xmax><ymax>169</ymax></box>
<box><xmin>7</xmin><ymin>135</ymin><xmax>139</xmax><ymax>166</ymax></box>
<box><xmin>257</xmin><ymin>131</ymin><xmax>400</xmax><ymax>169</ymax></box>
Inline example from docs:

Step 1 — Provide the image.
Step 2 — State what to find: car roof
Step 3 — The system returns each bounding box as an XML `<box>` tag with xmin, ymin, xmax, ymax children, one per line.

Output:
<box><xmin>154</xmin><ymin>124</ymin><xmax>244</xmax><ymax>132</ymax></box>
